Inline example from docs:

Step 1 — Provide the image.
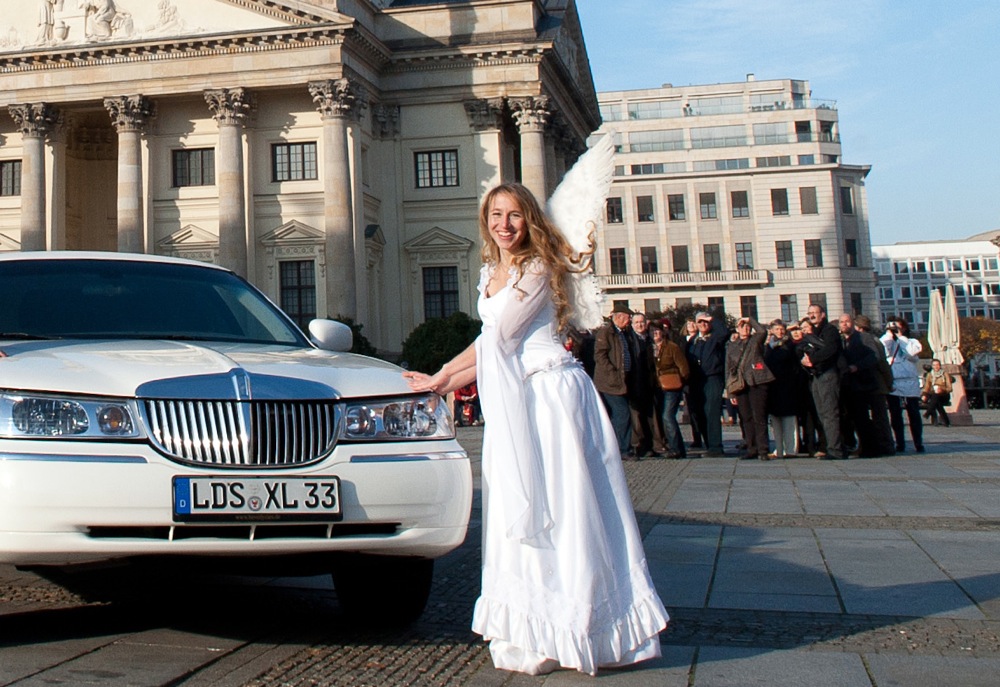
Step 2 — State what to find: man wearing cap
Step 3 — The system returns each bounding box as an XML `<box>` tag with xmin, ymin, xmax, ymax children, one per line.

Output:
<box><xmin>594</xmin><ymin>303</ymin><xmax>639</xmax><ymax>459</ymax></box>
<box><xmin>685</xmin><ymin>310</ymin><xmax>729</xmax><ymax>456</ymax></box>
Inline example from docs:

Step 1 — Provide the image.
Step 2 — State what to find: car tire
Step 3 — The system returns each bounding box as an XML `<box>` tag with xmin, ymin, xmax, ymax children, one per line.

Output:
<box><xmin>331</xmin><ymin>554</ymin><xmax>433</xmax><ymax>627</ymax></box>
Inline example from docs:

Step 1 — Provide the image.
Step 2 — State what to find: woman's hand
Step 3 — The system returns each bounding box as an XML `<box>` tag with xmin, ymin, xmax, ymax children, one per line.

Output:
<box><xmin>403</xmin><ymin>369</ymin><xmax>451</xmax><ymax>394</ymax></box>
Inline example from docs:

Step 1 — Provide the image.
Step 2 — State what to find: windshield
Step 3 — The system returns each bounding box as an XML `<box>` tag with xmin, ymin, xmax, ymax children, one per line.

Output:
<box><xmin>0</xmin><ymin>258</ymin><xmax>310</xmax><ymax>346</ymax></box>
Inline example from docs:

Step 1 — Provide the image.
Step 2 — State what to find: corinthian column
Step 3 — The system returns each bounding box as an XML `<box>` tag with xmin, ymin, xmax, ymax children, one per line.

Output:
<box><xmin>105</xmin><ymin>95</ymin><xmax>155</xmax><ymax>254</ymax></box>
<box><xmin>204</xmin><ymin>88</ymin><xmax>252</xmax><ymax>277</ymax></box>
<box><xmin>9</xmin><ymin>103</ymin><xmax>59</xmax><ymax>251</ymax></box>
<box><xmin>511</xmin><ymin>96</ymin><xmax>552</xmax><ymax>200</ymax></box>
<box><xmin>308</xmin><ymin>78</ymin><xmax>359</xmax><ymax>320</ymax></box>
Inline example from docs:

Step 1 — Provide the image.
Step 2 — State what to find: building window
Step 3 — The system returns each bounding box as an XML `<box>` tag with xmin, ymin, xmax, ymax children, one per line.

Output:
<box><xmin>0</xmin><ymin>160</ymin><xmax>21</xmax><ymax>196</ymax></box>
<box><xmin>640</xmin><ymin>246</ymin><xmax>658</xmax><ymax>273</ymax></box>
<box><xmin>966</xmin><ymin>258</ymin><xmax>981</xmax><ymax>271</ymax></box>
<box><xmin>279</xmin><ymin>260</ymin><xmax>317</xmax><ymax>331</ymax></box>
<box><xmin>612</xmin><ymin>299</ymin><xmax>631</xmax><ymax>313</ymax></box>
<box><xmin>895</xmin><ymin>261</ymin><xmax>910</xmax><ymax>274</ymax></box>
<box><xmin>731</xmin><ymin>190</ymin><xmax>750</xmax><ymax>218</ymax></box>
<box><xmin>610</xmin><ymin>247</ymin><xmax>627</xmax><ymax>275</ymax></box>
<box><xmin>693</xmin><ymin>158</ymin><xmax>749</xmax><ymax>171</ymax></box>
<box><xmin>272</xmin><ymin>142</ymin><xmax>318</xmax><ymax>182</ymax></box>
<box><xmin>422</xmin><ymin>266</ymin><xmax>460</xmax><ymax>319</ymax></box>
<box><xmin>839</xmin><ymin>186</ymin><xmax>855</xmax><ymax>214</ymax></box>
<box><xmin>636</xmin><ymin>195</ymin><xmax>654</xmax><ymax>222</ymax></box>
<box><xmin>879</xmin><ymin>287</ymin><xmax>894</xmax><ymax>300</ymax></box>
<box><xmin>735</xmin><ymin>242</ymin><xmax>754</xmax><ymax>270</ymax></box>
<box><xmin>172</xmin><ymin>148</ymin><xmax>215</xmax><ymax>187</ymax></box>
<box><xmin>901</xmin><ymin>286</ymin><xmax>912</xmax><ymax>298</ymax></box>
<box><xmin>699</xmin><ymin>192</ymin><xmax>717</xmax><ymax>219</ymax></box>
<box><xmin>703</xmin><ymin>243</ymin><xmax>722</xmax><ymax>271</ymax></box>
<box><xmin>707</xmin><ymin>296</ymin><xmax>725</xmax><ymax>312</ymax></box>
<box><xmin>850</xmin><ymin>292</ymin><xmax>863</xmax><ymax>315</ymax></box>
<box><xmin>845</xmin><ymin>238</ymin><xmax>859</xmax><ymax>267</ymax></box>
<box><xmin>756</xmin><ymin>155</ymin><xmax>791</xmax><ymax>167</ymax></box>
<box><xmin>740</xmin><ymin>295</ymin><xmax>758</xmax><ymax>319</ymax></box>
<box><xmin>913</xmin><ymin>260</ymin><xmax>927</xmax><ymax>273</ymax></box>
<box><xmin>691</xmin><ymin>125</ymin><xmax>746</xmax><ymax>148</ymax></box>
<box><xmin>798</xmin><ymin>154</ymin><xmax>815</xmax><ymax>165</ymax></box>
<box><xmin>668</xmin><ymin>193</ymin><xmax>686</xmax><ymax>221</ymax></box>
<box><xmin>808</xmin><ymin>293</ymin><xmax>827</xmax><ymax>311</ymax></box>
<box><xmin>805</xmin><ymin>239</ymin><xmax>824</xmax><ymax>268</ymax></box>
<box><xmin>780</xmin><ymin>294</ymin><xmax>799</xmax><ymax>322</ymax></box>
<box><xmin>644</xmin><ymin>298</ymin><xmax>661</xmax><ymax>314</ymax></box>
<box><xmin>672</xmin><ymin>245</ymin><xmax>689</xmax><ymax>273</ymax></box>
<box><xmin>771</xmin><ymin>188</ymin><xmax>789</xmax><ymax>216</ymax></box>
<box><xmin>606</xmin><ymin>197</ymin><xmax>623</xmax><ymax>223</ymax></box>
<box><xmin>415</xmin><ymin>150</ymin><xmax>459</xmax><ymax>188</ymax></box>
<box><xmin>776</xmin><ymin>240</ymin><xmax>794</xmax><ymax>269</ymax></box>
<box><xmin>800</xmin><ymin>187</ymin><xmax>818</xmax><ymax>214</ymax></box>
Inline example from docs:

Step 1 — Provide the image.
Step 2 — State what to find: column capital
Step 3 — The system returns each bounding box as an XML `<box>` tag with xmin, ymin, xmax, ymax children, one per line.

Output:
<box><xmin>204</xmin><ymin>88</ymin><xmax>254</xmax><ymax>126</ymax></box>
<box><xmin>308</xmin><ymin>78</ymin><xmax>365</xmax><ymax>120</ymax></box>
<box><xmin>463</xmin><ymin>98</ymin><xmax>504</xmax><ymax>131</ymax></box>
<box><xmin>9</xmin><ymin>103</ymin><xmax>60</xmax><ymax>139</ymax></box>
<box><xmin>104</xmin><ymin>95</ymin><xmax>156</xmax><ymax>134</ymax></box>
<box><xmin>510</xmin><ymin>95</ymin><xmax>552</xmax><ymax>133</ymax></box>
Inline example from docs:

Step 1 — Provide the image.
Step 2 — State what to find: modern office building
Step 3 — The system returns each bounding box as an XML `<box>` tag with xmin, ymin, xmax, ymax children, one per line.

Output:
<box><xmin>592</xmin><ymin>76</ymin><xmax>876</xmax><ymax>324</ymax></box>
<box><xmin>872</xmin><ymin>231</ymin><xmax>1000</xmax><ymax>332</ymax></box>
<box><xmin>0</xmin><ymin>0</ymin><xmax>598</xmax><ymax>352</ymax></box>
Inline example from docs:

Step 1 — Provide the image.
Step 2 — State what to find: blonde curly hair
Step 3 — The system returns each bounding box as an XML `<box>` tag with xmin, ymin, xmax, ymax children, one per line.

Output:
<box><xmin>479</xmin><ymin>183</ymin><xmax>594</xmax><ymax>332</ymax></box>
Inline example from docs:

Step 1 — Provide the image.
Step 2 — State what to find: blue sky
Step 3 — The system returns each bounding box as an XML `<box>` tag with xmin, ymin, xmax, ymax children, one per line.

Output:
<box><xmin>575</xmin><ymin>0</ymin><xmax>1000</xmax><ymax>246</ymax></box>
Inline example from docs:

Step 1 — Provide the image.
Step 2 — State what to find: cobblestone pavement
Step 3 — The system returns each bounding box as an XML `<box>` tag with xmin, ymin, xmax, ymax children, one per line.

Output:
<box><xmin>3</xmin><ymin>414</ymin><xmax>1000</xmax><ymax>686</ymax></box>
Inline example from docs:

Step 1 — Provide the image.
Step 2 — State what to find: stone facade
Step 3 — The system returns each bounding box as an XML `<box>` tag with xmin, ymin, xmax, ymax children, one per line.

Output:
<box><xmin>594</xmin><ymin>77</ymin><xmax>876</xmax><ymax>324</ymax></box>
<box><xmin>872</xmin><ymin>231</ymin><xmax>1000</xmax><ymax>332</ymax></box>
<box><xmin>0</xmin><ymin>0</ymin><xmax>598</xmax><ymax>352</ymax></box>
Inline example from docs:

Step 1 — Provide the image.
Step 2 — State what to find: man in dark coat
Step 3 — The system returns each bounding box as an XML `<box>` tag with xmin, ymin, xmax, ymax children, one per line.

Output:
<box><xmin>594</xmin><ymin>303</ymin><xmax>638</xmax><ymax>459</ymax></box>
<box><xmin>854</xmin><ymin>314</ymin><xmax>896</xmax><ymax>456</ymax></box>
<box><xmin>801</xmin><ymin>304</ymin><xmax>846</xmax><ymax>459</ymax></box>
<box><xmin>839</xmin><ymin>314</ymin><xmax>880</xmax><ymax>457</ymax></box>
<box><xmin>685</xmin><ymin>310</ymin><xmax>728</xmax><ymax>456</ymax></box>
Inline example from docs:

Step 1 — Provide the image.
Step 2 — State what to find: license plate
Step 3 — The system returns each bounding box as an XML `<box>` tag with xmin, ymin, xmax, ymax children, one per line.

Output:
<box><xmin>173</xmin><ymin>476</ymin><xmax>342</xmax><ymax>522</ymax></box>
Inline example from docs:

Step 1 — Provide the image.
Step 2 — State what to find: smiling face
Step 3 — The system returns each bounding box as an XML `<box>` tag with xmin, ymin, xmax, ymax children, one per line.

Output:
<box><xmin>487</xmin><ymin>192</ymin><xmax>527</xmax><ymax>257</ymax></box>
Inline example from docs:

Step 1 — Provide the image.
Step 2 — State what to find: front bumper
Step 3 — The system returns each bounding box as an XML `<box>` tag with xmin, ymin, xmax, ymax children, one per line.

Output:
<box><xmin>0</xmin><ymin>439</ymin><xmax>472</xmax><ymax>566</ymax></box>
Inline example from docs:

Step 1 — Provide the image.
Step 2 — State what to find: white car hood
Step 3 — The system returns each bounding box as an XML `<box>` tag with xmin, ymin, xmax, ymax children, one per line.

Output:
<box><xmin>0</xmin><ymin>340</ymin><xmax>411</xmax><ymax>399</ymax></box>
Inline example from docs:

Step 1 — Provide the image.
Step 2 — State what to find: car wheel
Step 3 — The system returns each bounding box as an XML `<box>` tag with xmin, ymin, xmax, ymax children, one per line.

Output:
<box><xmin>331</xmin><ymin>554</ymin><xmax>433</xmax><ymax>627</ymax></box>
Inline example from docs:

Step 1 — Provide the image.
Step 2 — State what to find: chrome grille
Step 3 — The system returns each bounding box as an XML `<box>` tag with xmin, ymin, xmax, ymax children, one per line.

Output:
<box><xmin>143</xmin><ymin>400</ymin><xmax>339</xmax><ymax>467</ymax></box>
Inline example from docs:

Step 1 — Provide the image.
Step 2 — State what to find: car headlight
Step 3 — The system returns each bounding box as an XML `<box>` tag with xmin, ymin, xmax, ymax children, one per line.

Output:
<box><xmin>340</xmin><ymin>395</ymin><xmax>454</xmax><ymax>441</ymax></box>
<box><xmin>0</xmin><ymin>393</ymin><xmax>143</xmax><ymax>439</ymax></box>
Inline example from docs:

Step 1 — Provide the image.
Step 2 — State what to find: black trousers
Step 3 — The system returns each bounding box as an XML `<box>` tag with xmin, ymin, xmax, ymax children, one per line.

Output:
<box><xmin>888</xmin><ymin>395</ymin><xmax>924</xmax><ymax>451</ymax></box>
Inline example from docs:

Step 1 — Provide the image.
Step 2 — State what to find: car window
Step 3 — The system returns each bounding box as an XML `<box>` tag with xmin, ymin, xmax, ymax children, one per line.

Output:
<box><xmin>0</xmin><ymin>259</ymin><xmax>308</xmax><ymax>346</ymax></box>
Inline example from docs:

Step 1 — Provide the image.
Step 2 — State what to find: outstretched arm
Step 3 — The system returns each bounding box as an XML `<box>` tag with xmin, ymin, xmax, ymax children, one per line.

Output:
<box><xmin>402</xmin><ymin>342</ymin><xmax>477</xmax><ymax>396</ymax></box>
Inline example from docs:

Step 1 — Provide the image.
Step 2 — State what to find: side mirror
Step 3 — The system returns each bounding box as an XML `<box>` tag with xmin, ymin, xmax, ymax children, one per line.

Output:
<box><xmin>308</xmin><ymin>319</ymin><xmax>353</xmax><ymax>352</ymax></box>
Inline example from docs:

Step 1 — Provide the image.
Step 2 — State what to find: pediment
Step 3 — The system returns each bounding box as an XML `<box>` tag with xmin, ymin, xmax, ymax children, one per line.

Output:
<box><xmin>260</xmin><ymin>219</ymin><xmax>324</xmax><ymax>245</ymax></box>
<box><xmin>403</xmin><ymin>226</ymin><xmax>475</xmax><ymax>253</ymax></box>
<box><xmin>0</xmin><ymin>233</ymin><xmax>20</xmax><ymax>251</ymax></box>
<box><xmin>0</xmin><ymin>1</ymin><xmax>352</xmax><ymax>55</ymax></box>
<box><xmin>157</xmin><ymin>224</ymin><xmax>218</xmax><ymax>249</ymax></box>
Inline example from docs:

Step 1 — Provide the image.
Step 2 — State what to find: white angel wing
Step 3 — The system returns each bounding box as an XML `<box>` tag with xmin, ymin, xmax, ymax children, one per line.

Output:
<box><xmin>546</xmin><ymin>131</ymin><xmax>616</xmax><ymax>330</ymax></box>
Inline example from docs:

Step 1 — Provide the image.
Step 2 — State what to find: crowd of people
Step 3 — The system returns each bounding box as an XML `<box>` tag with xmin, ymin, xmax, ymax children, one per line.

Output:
<box><xmin>578</xmin><ymin>302</ymin><xmax>952</xmax><ymax>461</ymax></box>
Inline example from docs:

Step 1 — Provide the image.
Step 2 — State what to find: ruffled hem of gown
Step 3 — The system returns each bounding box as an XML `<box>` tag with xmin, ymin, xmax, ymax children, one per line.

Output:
<box><xmin>472</xmin><ymin>591</ymin><xmax>669</xmax><ymax>676</ymax></box>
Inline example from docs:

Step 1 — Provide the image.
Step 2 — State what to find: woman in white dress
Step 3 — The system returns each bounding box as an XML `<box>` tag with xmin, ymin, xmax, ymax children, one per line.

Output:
<box><xmin>403</xmin><ymin>183</ymin><xmax>668</xmax><ymax>676</ymax></box>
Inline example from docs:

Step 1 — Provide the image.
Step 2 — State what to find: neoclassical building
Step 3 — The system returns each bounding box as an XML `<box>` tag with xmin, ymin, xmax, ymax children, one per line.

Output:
<box><xmin>0</xmin><ymin>0</ymin><xmax>599</xmax><ymax>351</ymax></box>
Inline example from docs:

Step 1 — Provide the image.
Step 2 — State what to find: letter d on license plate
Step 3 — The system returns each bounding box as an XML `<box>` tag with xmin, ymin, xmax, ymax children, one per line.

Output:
<box><xmin>173</xmin><ymin>476</ymin><xmax>342</xmax><ymax>522</ymax></box>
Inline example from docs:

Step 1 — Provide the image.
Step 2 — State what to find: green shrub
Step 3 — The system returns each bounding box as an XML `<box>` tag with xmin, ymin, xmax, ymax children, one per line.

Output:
<box><xmin>401</xmin><ymin>311</ymin><xmax>482</xmax><ymax>373</ymax></box>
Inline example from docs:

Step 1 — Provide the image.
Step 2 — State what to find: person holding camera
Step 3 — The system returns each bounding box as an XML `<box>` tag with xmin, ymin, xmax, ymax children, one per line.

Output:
<box><xmin>880</xmin><ymin>316</ymin><xmax>924</xmax><ymax>453</ymax></box>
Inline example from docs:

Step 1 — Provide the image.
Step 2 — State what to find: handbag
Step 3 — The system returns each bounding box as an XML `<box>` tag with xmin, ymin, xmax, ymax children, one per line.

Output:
<box><xmin>726</xmin><ymin>368</ymin><xmax>746</xmax><ymax>395</ymax></box>
<box><xmin>659</xmin><ymin>371</ymin><xmax>683</xmax><ymax>391</ymax></box>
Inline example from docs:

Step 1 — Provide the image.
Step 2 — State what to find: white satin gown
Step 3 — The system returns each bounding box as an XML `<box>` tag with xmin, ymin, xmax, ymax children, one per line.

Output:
<box><xmin>470</xmin><ymin>263</ymin><xmax>669</xmax><ymax>676</ymax></box>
